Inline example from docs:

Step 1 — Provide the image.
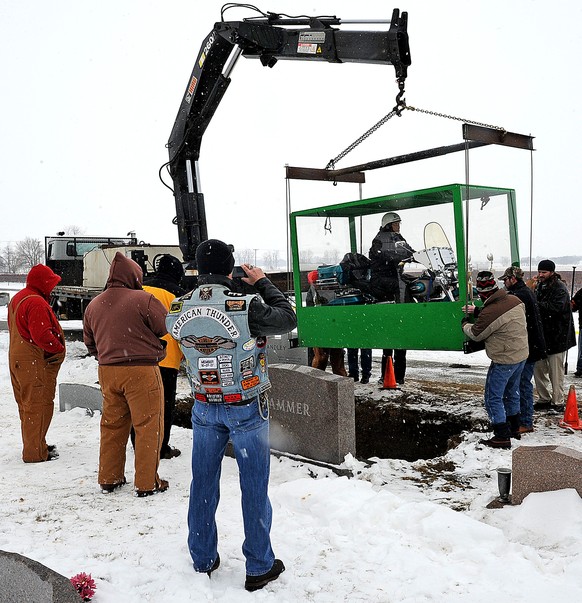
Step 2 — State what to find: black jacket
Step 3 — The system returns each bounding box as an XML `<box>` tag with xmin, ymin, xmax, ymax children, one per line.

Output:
<box><xmin>197</xmin><ymin>274</ymin><xmax>297</xmax><ymax>337</ymax></box>
<box><xmin>572</xmin><ymin>287</ymin><xmax>582</xmax><ymax>328</ymax></box>
<box><xmin>507</xmin><ymin>279</ymin><xmax>547</xmax><ymax>362</ymax></box>
<box><xmin>535</xmin><ymin>274</ymin><xmax>576</xmax><ymax>355</ymax></box>
<box><xmin>143</xmin><ymin>275</ymin><xmax>186</xmax><ymax>298</ymax></box>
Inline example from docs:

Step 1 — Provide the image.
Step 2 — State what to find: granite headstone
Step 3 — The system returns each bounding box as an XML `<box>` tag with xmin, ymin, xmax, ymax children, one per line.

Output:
<box><xmin>58</xmin><ymin>383</ymin><xmax>103</xmax><ymax>413</ymax></box>
<box><xmin>0</xmin><ymin>550</ymin><xmax>80</xmax><ymax>603</ymax></box>
<box><xmin>512</xmin><ymin>445</ymin><xmax>582</xmax><ymax>504</ymax></box>
<box><xmin>268</xmin><ymin>364</ymin><xmax>355</xmax><ymax>465</ymax></box>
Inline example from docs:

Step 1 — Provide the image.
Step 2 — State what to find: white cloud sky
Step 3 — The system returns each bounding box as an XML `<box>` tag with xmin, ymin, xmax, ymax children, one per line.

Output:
<box><xmin>1</xmin><ymin>0</ymin><xmax>581</xmax><ymax>259</ymax></box>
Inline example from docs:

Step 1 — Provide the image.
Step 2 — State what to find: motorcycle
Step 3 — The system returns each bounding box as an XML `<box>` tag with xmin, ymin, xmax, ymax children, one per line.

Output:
<box><xmin>400</xmin><ymin>222</ymin><xmax>459</xmax><ymax>303</ymax></box>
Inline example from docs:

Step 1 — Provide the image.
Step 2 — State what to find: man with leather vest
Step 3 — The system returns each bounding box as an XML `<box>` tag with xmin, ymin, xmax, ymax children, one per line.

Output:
<box><xmin>8</xmin><ymin>264</ymin><xmax>65</xmax><ymax>463</ymax></box>
<box><xmin>166</xmin><ymin>239</ymin><xmax>296</xmax><ymax>591</ymax></box>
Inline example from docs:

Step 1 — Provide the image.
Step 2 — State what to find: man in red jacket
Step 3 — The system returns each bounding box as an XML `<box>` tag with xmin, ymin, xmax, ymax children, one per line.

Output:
<box><xmin>8</xmin><ymin>264</ymin><xmax>65</xmax><ymax>463</ymax></box>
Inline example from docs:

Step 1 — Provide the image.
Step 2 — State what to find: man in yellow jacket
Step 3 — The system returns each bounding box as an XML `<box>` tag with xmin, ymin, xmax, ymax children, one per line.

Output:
<box><xmin>143</xmin><ymin>255</ymin><xmax>186</xmax><ymax>459</ymax></box>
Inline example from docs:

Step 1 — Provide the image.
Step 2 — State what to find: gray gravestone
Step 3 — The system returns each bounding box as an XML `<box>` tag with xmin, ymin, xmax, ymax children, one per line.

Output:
<box><xmin>58</xmin><ymin>383</ymin><xmax>102</xmax><ymax>413</ymax></box>
<box><xmin>0</xmin><ymin>550</ymin><xmax>80</xmax><ymax>603</ymax></box>
<box><xmin>268</xmin><ymin>364</ymin><xmax>355</xmax><ymax>465</ymax></box>
<box><xmin>512</xmin><ymin>445</ymin><xmax>582</xmax><ymax>504</ymax></box>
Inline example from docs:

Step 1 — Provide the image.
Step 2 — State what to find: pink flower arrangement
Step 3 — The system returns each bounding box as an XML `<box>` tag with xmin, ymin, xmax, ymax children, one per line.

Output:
<box><xmin>70</xmin><ymin>572</ymin><xmax>96</xmax><ymax>601</ymax></box>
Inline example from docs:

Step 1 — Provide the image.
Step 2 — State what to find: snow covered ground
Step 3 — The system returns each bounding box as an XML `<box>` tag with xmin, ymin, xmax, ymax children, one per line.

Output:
<box><xmin>1</xmin><ymin>293</ymin><xmax>582</xmax><ymax>602</ymax></box>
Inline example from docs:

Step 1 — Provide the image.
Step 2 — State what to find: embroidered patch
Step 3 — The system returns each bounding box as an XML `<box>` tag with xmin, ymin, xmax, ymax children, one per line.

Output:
<box><xmin>241</xmin><ymin>375</ymin><xmax>260</xmax><ymax>390</ymax></box>
<box><xmin>205</xmin><ymin>387</ymin><xmax>222</xmax><ymax>394</ymax></box>
<box><xmin>171</xmin><ymin>306</ymin><xmax>240</xmax><ymax>339</ymax></box>
<box><xmin>240</xmin><ymin>356</ymin><xmax>255</xmax><ymax>372</ymax></box>
<box><xmin>258</xmin><ymin>353</ymin><xmax>267</xmax><ymax>373</ymax></box>
<box><xmin>224</xmin><ymin>291</ymin><xmax>245</xmax><ymax>297</ymax></box>
<box><xmin>225</xmin><ymin>299</ymin><xmax>246</xmax><ymax>312</ymax></box>
<box><xmin>242</xmin><ymin>338</ymin><xmax>256</xmax><ymax>351</ymax></box>
<box><xmin>224</xmin><ymin>393</ymin><xmax>243</xmax><ymax>403</ymax></box>
<box><xmin>198</xmin><ymin>357</ymin><xmax>218</xmax><ymax>370</ymax></box>
<box><xmin>182</xmin><ymin>335</ymin><xmax>236</xmax><ymax>355</ymax></box>
<box><xmin>199</xmin><ymin>370</ymin><xmax>220</xmax><ymax>385</ymax></box>
<box><xmin>256</xmin><ymin>336</ymin><xmax>267</xmax><ymax>349</ymax></box>
<box><xmin>199</xmin><ymin>287</ymin><xmax>213</xmax><ymax>301</ymax></box>
<box><xmin>169</xmin><ymin>301</ymin><xmax>183</xmax><ymax>313</ymax></box>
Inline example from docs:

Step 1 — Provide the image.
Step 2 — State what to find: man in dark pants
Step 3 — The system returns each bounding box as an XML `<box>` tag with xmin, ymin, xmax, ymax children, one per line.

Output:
<box><xmin>141</xmin><ymin>254</ymin><xmax>186</xmax><ymax>459</ymax></box>
<box><xmin>571</xmin><ymin>286</ymin><xmax>582</xmax><ymax>377</ymax></box>
<box><xmin>531</xmin><ymin>259</ymin><xmax>576</xmax><ymax>410</ymax></box>
<box><xmin>499</xmin><ymin>266</ymin><xmax>546</xmax><ymax>434</ymax></box>
<box><xmin>369</xmin><ymin>212</ymin><xmax>414</xmax><ymax>385</ymax></box>
<box><xmin>347</xmin><ymin>348</ymin><xmax>372</xmax><ymax>383</ymax></box>
<box><xmin>166</xmin><ymin>239</ymin><xmax>296</xmax><ymax>591</ymax></box>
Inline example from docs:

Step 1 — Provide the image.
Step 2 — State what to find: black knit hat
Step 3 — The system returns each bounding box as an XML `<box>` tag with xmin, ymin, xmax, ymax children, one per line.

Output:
<box><xmin>476</xmin><ymin>271</ymin><xmax>498</xmax><ymax>294</ymax></box>
<box><xmin>537</xmin><ymin>259</ymin><xmax>555</xmax><ymax>272</ymax></box>
<box><xmin>196</xmin><ymin>239</ymin><xmax>235</xmax><ymax>276</ymax></box>
<box><xmin>156</xmin><ymin>255</ymin><xmax>184</xmax><ymax>284</ymax></box>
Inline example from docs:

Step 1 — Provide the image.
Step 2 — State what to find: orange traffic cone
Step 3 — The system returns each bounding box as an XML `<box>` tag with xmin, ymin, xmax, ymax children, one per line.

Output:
<box><xmin>381</xmin><ymin>356</ymin><xmax>398</xmax><ymax>389</ymax></box>
<box><xmin>559</xmin><ymin>385</ymin><xmax>582</xmax><ymax>430</ymax></box>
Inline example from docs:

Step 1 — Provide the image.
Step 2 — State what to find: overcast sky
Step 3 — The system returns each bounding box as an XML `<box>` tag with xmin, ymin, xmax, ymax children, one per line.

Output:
<box><xmin>1</xmin><ymin>0</ymin><xmax>581</xmax><ymax>260</ymax></box>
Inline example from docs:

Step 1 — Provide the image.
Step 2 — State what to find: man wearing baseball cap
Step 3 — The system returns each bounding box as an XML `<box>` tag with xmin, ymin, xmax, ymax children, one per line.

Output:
<box><xmin>531</xmin><ymin>259</ymin><xmax>576</xmax><ymax>410</ymax></box>
<box><xmin>462</xmin><ymin>271</ymin><xmax>528</xmax><ymax>448</ymax></box>
<box><xmin>499</xmin><ymin>266</ymin><xmax>546</xmax><ymax>433</ymax></box>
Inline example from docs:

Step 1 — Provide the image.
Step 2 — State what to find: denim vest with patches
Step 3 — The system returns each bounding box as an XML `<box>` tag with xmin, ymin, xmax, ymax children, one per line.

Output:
<box><xmin>166</xmin><ymin>284</ymin><xmax>270</xmax><ymax>403</ymax></box>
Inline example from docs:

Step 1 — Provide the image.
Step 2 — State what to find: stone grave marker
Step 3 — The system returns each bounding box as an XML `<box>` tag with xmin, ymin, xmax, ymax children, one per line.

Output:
<box><xmin>268</xmin><ymin>364</ymin><xmax>355</xmax><ymax>465</ymax></box>
<box><xmin>512</xmin><ymin>445</ymin><xmax>582</xmax><ymax>504</ymax></box>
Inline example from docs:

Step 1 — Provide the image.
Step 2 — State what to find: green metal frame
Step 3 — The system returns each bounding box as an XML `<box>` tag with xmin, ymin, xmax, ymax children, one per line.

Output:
<box><xmin>290</xmin><ymin>183</ymin><xmax>519</xmax><ymax>351</ymax></box>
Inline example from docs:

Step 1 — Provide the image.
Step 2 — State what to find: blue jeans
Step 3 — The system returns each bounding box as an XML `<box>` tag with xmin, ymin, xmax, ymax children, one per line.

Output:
<box><xmin>188</xmin><ymin>397</ymin><xmax>274</xmax><ymax>575</ymax></box>
<box><xmin>484</xmin><ymin>361</ymin><xmax>525</xmax><ymax>425</ymax></box>
<box><xmin>347</xmin><ymin>348</ymin><xmax>372</xmax><ymax>378</ymax></box>
<box><xmin>519</xmin><ymin>359</ymin><xmax>536</xmax><ymax>428</ymax></box>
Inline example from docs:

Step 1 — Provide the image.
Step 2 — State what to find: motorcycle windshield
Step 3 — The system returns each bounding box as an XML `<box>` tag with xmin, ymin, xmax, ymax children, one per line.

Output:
<box><xmin>424</xmin><ymin>222</ymin><xmax>451</xmax><ymax>249</ymax></box>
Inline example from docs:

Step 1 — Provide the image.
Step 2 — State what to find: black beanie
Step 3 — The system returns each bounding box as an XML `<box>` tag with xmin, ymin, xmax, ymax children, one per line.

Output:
<box><xmin>196</xmin><ymin>239</ymin><xmax>235</xmax><ymax>276</ymax></box>
<box><xmin>537</xmin><ymin>259</ymin><xmax>555</xmax><ymax>272</ymax></box>
<box><xmin>156</xmin><ymin>255</ymin><xmax>184</xmax><ymax>284</ymax></box>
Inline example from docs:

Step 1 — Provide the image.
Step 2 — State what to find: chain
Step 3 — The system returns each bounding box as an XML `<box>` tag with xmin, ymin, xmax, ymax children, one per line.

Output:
<box><xmin>404</xmin><ymin>105</ymin><xmax>506</xmax><ymax>132</ymax></box>
<box><xmin>325</xmin><ymin>81</ymin><xmax>506</xmax><ymax>170</ymax></box>
<box><xmin>325</xmin><ymin>79</ymin><xmax>407</xmax><ymax>170</ymax></box>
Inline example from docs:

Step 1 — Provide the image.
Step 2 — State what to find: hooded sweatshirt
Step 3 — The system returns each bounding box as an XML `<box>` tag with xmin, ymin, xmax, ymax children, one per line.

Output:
<box><xmin>83</xmin><ymin>252</ymin><xmax>168</xmax><ymax>365</ymax></box>
<box><xmin>8</xmin><ymin>264</ymin><xmax>65</xmax><ymax>355</ymax></box>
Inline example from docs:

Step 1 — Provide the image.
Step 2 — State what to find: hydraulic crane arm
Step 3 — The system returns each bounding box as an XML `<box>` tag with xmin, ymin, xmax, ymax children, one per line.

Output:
<box><xmin>167</xmin><ymin>8</ymin><xmax>411</xmax><ymax>264</ymax></box>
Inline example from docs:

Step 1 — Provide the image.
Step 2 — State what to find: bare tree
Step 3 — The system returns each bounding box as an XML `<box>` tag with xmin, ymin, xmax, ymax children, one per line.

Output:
<box><xmin>64</xmin><ymin>225</ymin><xmax>86</xmax><ymax>235</ymax></box>
<box><xmin>16</xmin><ymin>237</ymin><xmax>44</xmax><ymax>270</ymax></box>
<box><xmin>237</xmin><ymin>248</ymin><xmax>256</xmax><ymax>265</ymax></box>
<box><xmin>262</xmin><ymin>249</ymin><xmax>280</xmax><ymax>271</ymax></box>
<box><xmin>0</xmin><ymin>243</ymin><xmax>21</xmax><ymax>273</ymax></box>
<box><xmin>322</xmin><ymin>248</ymin><xmax>340</xmax><ymax>265</ymax></box>
<box><xmin>299</xmin><ymin>248</ymin><xmax>314</xmax><ymax>268</ymax></box>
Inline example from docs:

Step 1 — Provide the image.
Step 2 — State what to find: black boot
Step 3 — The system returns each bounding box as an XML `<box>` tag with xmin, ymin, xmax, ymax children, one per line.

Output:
<box><xmin>507</xmin><ymin>414</ymin><xmax>521</xmax><ymax>440</ymax></box>
<box><xmin>479</xmin><ymin>422</ymin><xmax>511</xmax><ymax>449</ymax></box>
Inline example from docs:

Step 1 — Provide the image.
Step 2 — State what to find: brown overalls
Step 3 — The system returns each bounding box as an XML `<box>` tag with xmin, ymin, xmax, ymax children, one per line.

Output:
<box><xmin>8</xmin><ymin>296</ymin><xmax>65</xmax><ymax>462</ymax></box>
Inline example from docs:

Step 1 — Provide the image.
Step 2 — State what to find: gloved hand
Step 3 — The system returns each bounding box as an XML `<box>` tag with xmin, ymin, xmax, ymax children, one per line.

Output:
<box><xmin>461</xmin><ymin>317</ymin><xmax>471</xmax><ymax>326</ymax></box>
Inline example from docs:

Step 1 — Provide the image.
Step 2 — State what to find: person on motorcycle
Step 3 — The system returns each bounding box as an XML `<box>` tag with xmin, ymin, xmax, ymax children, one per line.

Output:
<box><xmin>368</xmin><ymin>212</ymin><xmax>415</xmax><ymax>303</ymax></box>
<box><xmin>369</xmin><ymin>212</ymin><xmax>415</xmax><ymax>385</ymax></box>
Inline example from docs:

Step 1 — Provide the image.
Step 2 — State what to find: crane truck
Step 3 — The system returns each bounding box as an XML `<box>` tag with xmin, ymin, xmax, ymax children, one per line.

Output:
<box><xmin>45</xmin><ymin>234</ymin><xmax>182</xmax><ymax>319</ymax></box>
<box><xmin>165</xmin><ymin>6</ymin><xmax>410</xmax><ymax>273</ymax></box>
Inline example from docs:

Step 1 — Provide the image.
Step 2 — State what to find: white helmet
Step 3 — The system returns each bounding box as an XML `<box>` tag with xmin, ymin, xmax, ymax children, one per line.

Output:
<box><xmin>381</xmin><ymin>212</ymin><xmax>401</xmax><ymax>228</ymax></box>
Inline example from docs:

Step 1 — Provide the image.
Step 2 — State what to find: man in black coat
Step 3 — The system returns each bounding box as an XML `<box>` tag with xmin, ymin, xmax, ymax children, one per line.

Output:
<box><xmin>500</xmin><ymin>266</ymin><xmax>546</xmax><ymax>433</ymax></box>
<box><xmin>531</xmin><ymin>259</ymin><xmax>576</xmax><ymax>410</ymax></box>
<box><xmin>571</xmin><ymin>286</ymin><xmax>582</xmax><ymax>378</ymax></box>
